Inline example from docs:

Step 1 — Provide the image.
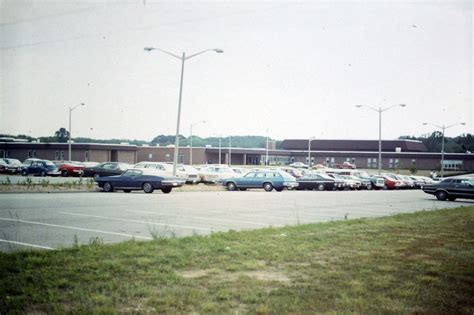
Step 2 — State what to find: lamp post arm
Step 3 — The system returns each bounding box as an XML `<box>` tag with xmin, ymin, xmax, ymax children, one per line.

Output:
<box><xmin>185</xmin><ymin>49</ymin><xmax>218</xmax><ymax>60</ymax></box>
<box><xmin>445</xmin><ymin>123</ymin><xmax>462</xmax><ymax>129</ymax></box>
<box><xmin>146</xmin><ymin>47</ymin><xmax>182</xmax><ymax>60</ymax></box>
<box><xmin>381</xmin><ymin>104</ymin><xmax>401</xmax><ymax>112</ymax></box>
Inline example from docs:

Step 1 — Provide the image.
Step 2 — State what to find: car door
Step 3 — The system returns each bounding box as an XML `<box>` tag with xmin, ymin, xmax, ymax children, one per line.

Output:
<box><xmin>239</xmin><ymin>172</ymin><xmax>256</xmax><ymax>187</ymax></box>
<box><xmin>101</xmin><ymin>163</ymin><xmax>117</xmax><ymax>177</ymax></box>
<box><xmin>116</xmin><ymin>169</ymin><xmax>142</xmax><ymax>189</ymax></box>
<box><xmin>297</xmin><ymin>175</ymin><xmax>313</xmax><ymax>190</ymax></box>
<box><xmin>454</xmin><ymin>179</ymin><xmax>474</xmax><ymax>198</ymax></box>
<box><xmin>29</xmin><ymin>161</ymin><xmax>41</xmax><ymax>175</ymax></box>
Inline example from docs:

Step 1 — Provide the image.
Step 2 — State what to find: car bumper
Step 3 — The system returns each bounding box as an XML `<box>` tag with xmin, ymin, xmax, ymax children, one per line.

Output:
<box><xmin>283</xmin><ymin>182</ymin><xmax>299</xmax><ymax>189</ymax></box>
<box><xmin>162</xmin><ymin>179</ymin><xmax>185</xmax><ymax>187</ymax></box>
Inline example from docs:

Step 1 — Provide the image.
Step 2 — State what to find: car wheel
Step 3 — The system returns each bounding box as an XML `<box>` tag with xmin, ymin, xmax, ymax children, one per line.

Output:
<box><xmin>21</xmin><ymin>170</ymin><xmax>28</xmax><ymax>176</ymax></box>
<box><xmin>366</xmin><ymin>184</ymin><xmax>373</xmax><ymax>190</ymax></box>
<box><xmin>317</xmin><ymin>183</ymin><xmax>325</xmax><ymax>191</ymax></box>
<box><xmin>103</xmin><ymin>182</ymin><xmax>113</xmax><ymax>192</ymax></box>
<box><xmin>123</xmin><ymin>190</ymin><xmax>131</xmax><ymax>193</ymax></box>
<box><xmin>239</xmin><ymin>188</ymin><xmax>247</xmax><ymax>191</ymax></box>
<box><xmin>448</xmin><ymin>196</ymin><xmax>456</xmax><ymax>201</ymax></box>
<box><xmin>435</xmin><ymin>190</ymin><xmax>447</xmax><ymax>201</ymax></box>
<box><xmin>93</xmin><ymin>173</ymin><xmax>100</xmax><ymax>180</ymax></box>
<box><xmin>40</xmin><ymin>171</ymin><xmax>47</xmax><ymax>177</ymax></box>
<box><xmin>161</xmin><ymin>187</ymin><xmax>172</xmax><ymax>194</ymax></box>
<box><xmin>61</xmin><ymin>170</ymin><xmax>69</xmax><ymax>177</ymax></box>
<box><xmin>226</xmin><ymin>182</ymin><xmax>237</xmax><ymax>191</ymax></box>
<box><xmin>143</xmin><ymin>182</ymin><xmax>154</xmax><ymax>193</ymax></box>
<box><xmin>275</xmin><ymin>187</ymin><xmax>283</xmax><ymax>192</ymax></box>
<box><xmin>263</xmin><ymin>182</ymin><xmax>273</xmax><ymax>192</ymax></box>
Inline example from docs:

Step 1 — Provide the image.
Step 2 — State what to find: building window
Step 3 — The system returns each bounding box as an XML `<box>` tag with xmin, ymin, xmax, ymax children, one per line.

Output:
<box><xmin>179</xmin><ymin>155</ymin><xmax>184</xmax><ymax>164</ymax></box>
<box><xmin>411</xmin><ymin>159</ymin><xmax>416</xmax><ymax>166</ymax></box>
<box><xmin>351</xmin><ymin>158</ymin><xmax>356</xmax><ymax>164</ymax></box>
<box><xmin>367</xmin><ymin>158</ymin><xmax>372</xmax><ymax>168</ymax></box>
<box><xmin>389</xmin><ymin>159</ymin><xmax>394</xmax><ymax>168</ymax></box>
<box><xmin>85</xmin><ymin>151</ymin><xmax>89</xmax><ymax>162</ymax></box>
<box><xmin>60</xmin><ymin>151</ymin><xmax>65</xmax><ymax>160</ymax></box>
<box><xmin>55</xmin><ymin>151</ymin><xmax>59</xmax><ymax>160</ymax></box>
<box><xmin>165</xmin><ymin>154</ymin><xmax>170</xmax><ymax>161</ymax></box>
<box><xmin>330</xmin><ymin>157</ymin><xmax>335</xmax><ymax>167</ymax></box>
<box><xmin>148</xmin><ymin>153</ymin><xmax>153</xmax><ymax>160</ymax></box>
<box><xmin>394</xmin><ymin>159</ymin><xmax>400</xmax><ymax>168</ymax></box>
<box><xmin>443</xmin><ymin>160</ymin><xmax>463</xmax><ymax>170</ymax></box>
<box><xmin>33</xmin><ymin>150</ymin><xmax>36</xmax><ymax>158</ymax></box>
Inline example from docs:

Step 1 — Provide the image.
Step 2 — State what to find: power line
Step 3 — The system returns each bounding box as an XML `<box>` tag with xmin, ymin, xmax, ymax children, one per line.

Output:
<box><xmin>0</xmin><ymin>3</ymin><xmax>295</xmax><ymax>51</ymax></box>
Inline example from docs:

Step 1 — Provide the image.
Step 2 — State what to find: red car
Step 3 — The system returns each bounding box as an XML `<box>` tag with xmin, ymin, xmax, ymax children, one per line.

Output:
<box><xmin>375</xmin><ymin>175</ymin><xmax>404</xmax><ymax>190</ymax></box>
<box><xmin>335</xmin><ymin>161</ymin><xmax>356</xmax><ymax>169</ymax></box>
<box><xmin>57</xmin><ymin>161</ymin><xmax>85</xmax><ymax>177</ymax></box>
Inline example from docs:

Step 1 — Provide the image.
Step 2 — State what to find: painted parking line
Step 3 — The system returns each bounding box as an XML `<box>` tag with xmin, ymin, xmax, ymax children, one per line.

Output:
<box><xmin>126</xmin><ymin>210</ymin><xmax>269</xmax><ymax>227</ymax></box>
<box><xmin>0</xmin><ymin>217</ymin><xmax>152</xmax><ymax>240</ymax></box>
<box><xmin>59</xmin><ymin>212</ymin><xmax>212</xmax><ymax>232</ymax></box>
<box><xmin>0</xmin><ymin>239</ymin><xmax>55</xmax><ymax>250</ymax></box>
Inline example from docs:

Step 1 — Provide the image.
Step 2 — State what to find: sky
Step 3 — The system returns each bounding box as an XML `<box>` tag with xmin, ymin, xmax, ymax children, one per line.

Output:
<box><xmin>0</xmin><ymin>0</ymin><xmax>472</xmax><ymax>142</ymax></box>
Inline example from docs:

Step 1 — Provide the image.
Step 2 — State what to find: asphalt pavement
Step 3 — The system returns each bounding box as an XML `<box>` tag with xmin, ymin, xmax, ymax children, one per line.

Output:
<box><xmin>1</xmin><ymin>190</ymin><xmax>472</xmax><ymax>252</ymax></box>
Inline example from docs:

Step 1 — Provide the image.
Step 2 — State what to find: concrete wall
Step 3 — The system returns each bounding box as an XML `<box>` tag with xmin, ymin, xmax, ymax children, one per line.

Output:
<box><xmin>117</xmin><ymin>151</ymin><xmax>136</xmax><ymax>164</ymax></box>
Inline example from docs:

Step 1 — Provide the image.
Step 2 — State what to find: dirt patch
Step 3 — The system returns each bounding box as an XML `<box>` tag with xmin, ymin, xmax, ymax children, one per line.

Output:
<box><xmin>242</xmin><ymin>270</ymin><xmax>291</xmax><ymax>283</ymax></box>
<box><xmin>179</xmin><ymin>269</ymin><xmax>215</xmax><ymax>279</ymax></box>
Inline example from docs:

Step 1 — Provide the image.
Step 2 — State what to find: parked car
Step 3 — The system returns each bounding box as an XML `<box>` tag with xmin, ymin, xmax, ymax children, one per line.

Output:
<box><xmin>375</xmin><ymin>175</ymin><xmax>404</xmax><ymax>190</ymax></box>
<box><xmin>279</xmin><ymin>166</ymin><xmax>303</xmax><ymax>178</ymax></box>
<box><xmin>176</xmin><ymin>164</ymin><xmax>200</xmax><ymax>184</ymax></box>
<box><xmin>21</xmin><ymin>160</ymin><xmax>61</xmax><ymax>176</ymax></box>
<box><xmin>340</xmin><ymin>175</ymin><xmax>362</xmax><ymax>190</ymax></box>
<box><xmin>334</xmin><ymin>170</ymin><xmax>384</xmax><ymax>190</ymax></box>
<box><xmin>325</xmin><ymin>173</ymin><xmax>349</xmax><ymax>190</ymax></box>
<box><xmin>1</xmin><ymin>158</ymin><xmax>23</xmax><ymax>174</ymax></box>
<box><xmin>22</xmin><ymin>158</ymin><xmax>42</xmax><ymax>167</ymax></box>
<box><xmin>54</xmin><ymin>161</ymin><xmax>85</xmax><ymax>177</ymax></box>
<box><xmin>222</xmin><ymin>170</ymin><xmax>298</xmax><ymax>192</ymax></box>
<box><xmin>422</xmin><ymin>177</ymin><xmax>474</xmax><ymax>201</ymax></box>
<box><xmin>95</xmin><ymin>168</ymin><xmax>185</xmax><ymax>194</ymax></box>
<box><xmin>335</xmin><ymin>161</ymin><xmax>356</xmax><ymax>169</ymax></box>
<box><xmin>83</xmin><ymin>162</ymin><xmax>131</xmax><ymax>179</ymax></box>
<box><xmin>0</xmin><ymin>159</ymin><xmax>8</xmax><ymax>173</ymax></box>
<box><xmin>197</xmin><ymin>164</ymin><xmax>239</xmax><ymax>183</ymax></box>
<box><xmin>134</xmin><ymin>162</ymin><xmax>200</xmax><ymax>184</ymax></box>
<box><xmin>296</xmin><ymin>173</ymin><xmax>340</xmax><ymax>191</ymax></box>
<box><xmin>289</xmin><ymin>162</ymin><xmax>308</xmax><ymax>169</ymax></box>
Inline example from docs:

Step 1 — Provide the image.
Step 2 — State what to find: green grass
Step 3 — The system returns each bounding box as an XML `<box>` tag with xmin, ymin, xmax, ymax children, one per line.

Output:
<box><xmin>1</xmin><ymin>207</ymin><xmax>473</xmax><ymax>314</ymax></box>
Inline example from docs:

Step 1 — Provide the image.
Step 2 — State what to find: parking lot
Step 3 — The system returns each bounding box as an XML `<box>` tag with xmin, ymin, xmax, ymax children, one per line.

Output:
<box><xmin>1</xmin><ymin>190</ymin><xmax>472</xmax><ymax>252</ymax></box>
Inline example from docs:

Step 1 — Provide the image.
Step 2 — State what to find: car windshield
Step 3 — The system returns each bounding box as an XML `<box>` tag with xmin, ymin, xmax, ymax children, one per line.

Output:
<box><xmin>45</xmin><ymin>161</ymin><xmax>55</xmax><ymax>166</ymax></box>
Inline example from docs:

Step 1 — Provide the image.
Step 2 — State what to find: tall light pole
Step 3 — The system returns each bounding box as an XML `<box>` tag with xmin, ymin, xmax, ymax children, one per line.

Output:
<box><xmin>356</xmin><ymin>104</ymin><xmax>406</xmax><ymax>174</ymax></box>
<box><xmin>189</xmin><ymin>120</ymin><xmax>206</xmax><ymax>166</ymax></box>
<box><xmin>308</xmin><ymin>136</ymin><xmax>315</xmax><ymax>167</ymax></box>
<box><xmin>68</xmin><ymin>102</ymin><xmax>85</xmax><ymax>161</ymax></box>
<box><xmin>265</xmin><ymin>129</ymin><xmax>269</xmax><ymax>166</ymax></box>
<box><xmin>218</xmin><ymin>136</ymin><xmax>222</xmax><ymax>164</ymax></box>
<box><xmin>228</xmin><ymin>136</ymin><xmax>232</xmax><ymax>166</ymax></box>
<box><xmin>423</xmin><ymin>122</ymin><xmax>466</xmax><ymax>178</ymax></box>
<box><xmin>144</xmin><ymin>47</ymin><xmax>223</xmax><ymax>175</ymax></box>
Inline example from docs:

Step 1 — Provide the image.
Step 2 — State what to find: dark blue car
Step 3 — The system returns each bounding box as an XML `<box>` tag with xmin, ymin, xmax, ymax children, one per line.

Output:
<box><xmin>222</xmin><ymin>170</ymin><xmax>298</xmax><ymax>192</ymax></box>
<box><xmin>21</xmin><ymin>160</ymin><xmax>61</xmax><ymax>177</ymax></box>
<box><xmin>95</xmin><ymin>168</ymin><xmax>185</xmax><ymax>194</ymax></box>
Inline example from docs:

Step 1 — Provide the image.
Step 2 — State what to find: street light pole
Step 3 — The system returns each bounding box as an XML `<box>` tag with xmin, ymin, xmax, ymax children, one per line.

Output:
<box><xmin>308</xmin><ymin>137</ymin><xmax>315</xmax><ymax>167</ymax></box>
<box><xmin>144</xmin><ymin>47</ymin><xmax>223</xmax><ymax>175</ymax></box>
<box><xmin>356</xmin><ymin>104</ymin><xmax>406</xmax><ymax>174</ymax></box>
<box><xmin>422</xmin><ymin>122</ymin><xmax>466</xmax><ymax>178</ymax></box>
<box><xmin>229</xmin><ymin>136</ymin><xmax>232</xmax><ymax>166</ymax></box>
<box><xmin>68</xmin><ymin>103</ymin><xmax>85</xmax><ymax>161</ymax></box>
<box><xmin>189</xmin><ymin>120</ymin><xmax>206</xmax><ymax>166</ymax></box>
<box><xmin>219</xmin><ymin>136</ymin><xmax>222</xmax><ymax>164</ymax></box>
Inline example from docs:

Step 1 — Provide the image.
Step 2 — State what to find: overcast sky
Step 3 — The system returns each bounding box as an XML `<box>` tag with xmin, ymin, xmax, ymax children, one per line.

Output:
<box><xmin>0</xmin><ymin>0</ymin><xmax>472</xmax><ymax>142</ymax></box>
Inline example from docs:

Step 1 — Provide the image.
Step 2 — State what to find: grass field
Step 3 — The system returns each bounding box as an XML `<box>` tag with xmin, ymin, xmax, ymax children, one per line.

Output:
<box><xmin>1</xmin><ymin>206</ymin><xmax>473</xmax><ymax>314</ymax></box>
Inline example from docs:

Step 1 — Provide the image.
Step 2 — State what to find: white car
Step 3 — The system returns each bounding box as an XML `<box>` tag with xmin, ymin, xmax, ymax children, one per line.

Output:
<box><xmin>197</xmin><ymin>164</ymin><xmax>241</xmax><ymax>183</ymax></box>
<box><xmin>134</xmin><ymin>162</ymin><xmax>199</xmax><ymax>183</ymax></box>
<box><xmin>176</xmin><ymin>164</ymin><xmax>200</xmax><ymax>184</ymax></box>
